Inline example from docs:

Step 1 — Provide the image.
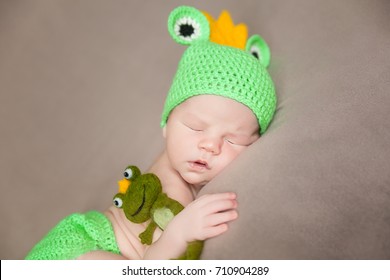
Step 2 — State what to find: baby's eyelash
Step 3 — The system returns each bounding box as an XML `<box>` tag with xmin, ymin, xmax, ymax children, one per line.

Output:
<box><xmin>183</xmin><ymin>123</ymin><xmax>203</xmax><ymax>131</ymax></box>
<box><xmin>225</xmin><ymin>138</ymin><xmax>236</xmax><ymax>144</ymax></box>
<box><xmin>190</xmin><ymin>127</ymin><xmax>202</xmax><ymax>132</ymax></box>
<box><xmin>225</xmin><ymin>138</ymin><xmax>252</xmax><ymax>146</ymax></box>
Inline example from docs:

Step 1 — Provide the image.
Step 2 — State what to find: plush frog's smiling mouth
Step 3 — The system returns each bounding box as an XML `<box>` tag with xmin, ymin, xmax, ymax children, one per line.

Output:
<box><xmin>131</xmin><ymin>186</ymin><xmax>146</xmax><ymax>217</ymax></box>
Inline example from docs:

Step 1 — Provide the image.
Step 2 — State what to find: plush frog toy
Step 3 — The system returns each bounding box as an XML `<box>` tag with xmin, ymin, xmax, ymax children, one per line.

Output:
<box><xmin>113</xmin><ymin>165</ymin><xmax>203</xmax><ymax>260</ymax></box>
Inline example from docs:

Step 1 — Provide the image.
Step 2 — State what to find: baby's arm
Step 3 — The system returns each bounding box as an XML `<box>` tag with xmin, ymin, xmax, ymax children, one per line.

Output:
<box><xmin>143</xmin><ymin>192</ymin><xmax>238</xmax><ymax>259</ymax></box>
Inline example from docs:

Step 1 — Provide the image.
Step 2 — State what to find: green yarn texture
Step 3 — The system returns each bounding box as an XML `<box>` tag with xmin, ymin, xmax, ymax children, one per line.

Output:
<box><xmin>161</xmin><ymin>41</ymin><xmax>276</xmax><ymax>134</ymax></box>
<box><xmin>25</xmin><ymin>211</ymin><xmax>120</xmax><ymax>260</ymax></box>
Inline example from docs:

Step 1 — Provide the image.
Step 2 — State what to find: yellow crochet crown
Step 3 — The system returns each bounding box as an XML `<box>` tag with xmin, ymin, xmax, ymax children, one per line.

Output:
<box><xmin>202</xmin><ymin>10</ymin><xmax>248</xmax><ymax>50</ymax></box>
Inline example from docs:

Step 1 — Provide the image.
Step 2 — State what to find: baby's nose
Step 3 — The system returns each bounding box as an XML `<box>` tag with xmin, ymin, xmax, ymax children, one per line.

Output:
<box><xmin>199</xmin><ymin>137</ymin><xmax>222</xmax><ymax>154</ymax></box>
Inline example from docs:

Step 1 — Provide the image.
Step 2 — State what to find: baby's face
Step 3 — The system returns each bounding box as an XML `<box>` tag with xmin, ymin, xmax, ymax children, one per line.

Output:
<box><xmin>163</xmin><ymin>95</ymin><xmax>260</xmax><ymax>190</ymax></box>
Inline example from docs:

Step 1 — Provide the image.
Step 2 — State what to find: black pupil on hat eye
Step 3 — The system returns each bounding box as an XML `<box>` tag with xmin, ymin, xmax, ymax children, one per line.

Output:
<box><xmin>179</xmin><ymin>24</ymin><xmax>194</xmax><ymax>37</ymax></box>
<box><xmin>124</xmin><ymin>172</ymin><xmax>129</xmax><ymax>178</ymax></box>
<box><xmin>252</xmin><ymin>51</ymin><xmax>259</xmax><ymax>59</ymax></box>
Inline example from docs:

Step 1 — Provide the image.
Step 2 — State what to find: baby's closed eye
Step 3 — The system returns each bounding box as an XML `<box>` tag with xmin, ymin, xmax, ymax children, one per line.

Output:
<box><xmin>182</xmin><ymin>121</ymin><xmax>204</xmax><ymax>132</ymax></box>
<box><xmin>187</xmin><ymin>125</ymin><xmax>203</xmax><ymax>132</ymax></box>
<box><xmin>224</xmin><ymin>135</ymin><xmax>252</xmax><ymax>146</ymax></box>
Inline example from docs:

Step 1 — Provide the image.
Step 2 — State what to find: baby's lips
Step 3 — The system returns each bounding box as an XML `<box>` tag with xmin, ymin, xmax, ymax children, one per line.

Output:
<box><xmin>195</xmin><ymin>159</ymin><xmax>210</xmax><ymax>168</ymax></box>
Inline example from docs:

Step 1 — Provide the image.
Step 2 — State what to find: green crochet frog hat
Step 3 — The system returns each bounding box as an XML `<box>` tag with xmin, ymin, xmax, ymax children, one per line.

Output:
<box><xmin>161</xmin><ymin>6</ymin><xmax>277</xmax><ymax>134</ymax></box>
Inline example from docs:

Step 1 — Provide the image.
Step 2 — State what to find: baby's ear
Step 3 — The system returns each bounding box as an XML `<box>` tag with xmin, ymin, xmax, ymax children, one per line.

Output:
<box><xmin>246</xmin><ymin>34</ymin><xmax>271</xmax><ymax>68</ymax></box>
<box><xmin>167</xmin><ymin>6</ymin><xmax>210</xmax><ymax>45</ymax></box>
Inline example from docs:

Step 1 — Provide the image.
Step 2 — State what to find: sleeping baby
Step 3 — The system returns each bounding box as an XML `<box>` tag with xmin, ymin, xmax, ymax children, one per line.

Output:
<box><xmin>25</xmin><ymin>5</ymin><xmax>276</xmax><ymax>260</ymax></box>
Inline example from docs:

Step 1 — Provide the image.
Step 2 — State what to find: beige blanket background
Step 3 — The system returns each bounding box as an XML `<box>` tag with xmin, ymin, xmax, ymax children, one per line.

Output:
<box><xmin>1</xmin><ymin>0</ymin><xmax>389</xmax><ymax>259</ymax></box>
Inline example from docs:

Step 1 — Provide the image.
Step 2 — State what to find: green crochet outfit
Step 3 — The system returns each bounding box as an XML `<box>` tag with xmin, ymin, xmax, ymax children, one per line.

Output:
<box><xmin>25</xmin><ymin>211</ymin><xmax>120</xmax><ymax>260</ymax></box>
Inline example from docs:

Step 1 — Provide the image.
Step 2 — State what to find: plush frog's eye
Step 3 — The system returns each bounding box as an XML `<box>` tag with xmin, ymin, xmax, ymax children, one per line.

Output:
<box><xmin>123</xmin><ymin>165</ymin><xmax>141</xmax><ymax>182</ymax></box>
<box><xmin>246</xmin><ymin>34</ymin><xmax>271</xmax><ymax>68</ymax></box>
<box><xmin>113</xmin><ymin>194</ymin><xmax>124</xmax><ymax>208</ymax></box>
<box><xmin>123</xmin><ymin>168</ymin><xmax>133</xmax><ymax>179</ymax></box>
<box><xmin>168</xmin><ymin>6</ymin><xmax>210</xmax><ymax>45</ymax></box>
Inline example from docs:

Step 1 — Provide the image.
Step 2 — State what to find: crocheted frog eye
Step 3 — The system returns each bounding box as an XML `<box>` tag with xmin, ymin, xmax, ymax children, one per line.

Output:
<box><xmin>168</xmin><ymin>6</ymin><xmax>210</xmax><ymax>45</ymax></box>
<box><xmin>246</xmin><ymin>34</ymin><xmax>271</xmax><ymax>68</ymax></box>
<box><xmin>123</xmin><ymin>167</ymin><xmax>133</xmax><ymax>180</ymax></box>
<box><xmin>113</xmin><ymin>193</ymin><xmax>124</xmax><ymax>208</ymax></box>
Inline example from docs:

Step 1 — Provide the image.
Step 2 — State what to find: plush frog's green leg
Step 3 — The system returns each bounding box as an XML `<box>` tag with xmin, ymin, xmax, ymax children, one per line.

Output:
<box><xmin>139</xmin><ymin>194</ymin><xmax>184</xmax><ymax>245</ymax></box>
<box><xmin>139</xmin><ymin>221</ymin><xmax>158</xmax><ymax>245</ymax></box>
<box><xmin>186</xmin><ymin>240</ymin><xmax>204</xmax><ymax>259</ymax></box>
<box><xmin>176</xmin><ymin>240</ymin><xmax>204</xmax><ymax>260</ymax></box>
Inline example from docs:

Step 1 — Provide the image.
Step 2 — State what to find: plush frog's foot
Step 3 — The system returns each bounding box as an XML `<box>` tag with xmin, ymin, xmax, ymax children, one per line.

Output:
<box><xmin>174</xmin><ymin>240</ymin><xmax>204</xmax><ymax>260</ymax></box>
<box><xmin>139</xmin><ymin>230</ymin><xmax>153</xmax><ymax>245</ymax></box>
<box><xmin>139</xmin><ymin>222</ymin><xmax>157</xmax><ymax>245</ymax></box>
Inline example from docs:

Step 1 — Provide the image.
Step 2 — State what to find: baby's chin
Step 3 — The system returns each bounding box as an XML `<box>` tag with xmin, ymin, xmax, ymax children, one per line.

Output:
<box><xmin>180</xmin><ymin>172</ymin><xmax>210</xmax><ymax>190</ymax></box>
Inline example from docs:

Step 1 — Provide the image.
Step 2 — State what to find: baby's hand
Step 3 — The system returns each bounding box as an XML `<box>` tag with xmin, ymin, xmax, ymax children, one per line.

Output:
<box><xmin>165</xmin><ymin>192</ymin><xmax>238</xmax><ymax>246</ymax></box>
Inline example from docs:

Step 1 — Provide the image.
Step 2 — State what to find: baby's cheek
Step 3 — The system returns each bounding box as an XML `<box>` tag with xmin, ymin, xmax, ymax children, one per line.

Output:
<box><xmin>221</xmin><ymin>145</ymin><xmax>247</xmax><ymax>167</ymax></box>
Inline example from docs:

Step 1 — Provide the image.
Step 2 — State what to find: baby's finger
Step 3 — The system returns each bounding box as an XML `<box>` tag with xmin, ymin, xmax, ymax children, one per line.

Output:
<box><xmin>195</xmin><ymin>192</ymin><xmax>236</xmax><ymax>206</ymax></box>
<box><xmin>202</xmin><ymin>198</ymin><xmax>237</xmax><ymax>214</ymax></box>
<box><xmin>199</xmin><ymin>224</ymin><xmax>229</xmax><ymax>240</ymax></box>
<box><xmin>206</xmin><ymin>210</ymin><xmax>238</xmax><ymax>227</ymax></box>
